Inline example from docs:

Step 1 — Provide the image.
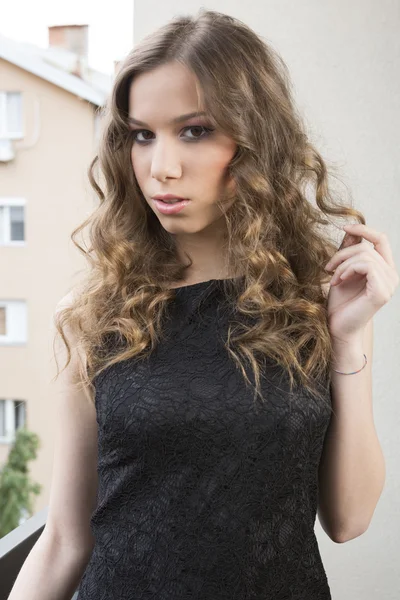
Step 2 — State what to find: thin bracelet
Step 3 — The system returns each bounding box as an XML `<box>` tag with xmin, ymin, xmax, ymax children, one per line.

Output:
<box><xmin>332</xmin><ymin>353</ymin><xmax>367</xmax><ymax>375</ymax></box>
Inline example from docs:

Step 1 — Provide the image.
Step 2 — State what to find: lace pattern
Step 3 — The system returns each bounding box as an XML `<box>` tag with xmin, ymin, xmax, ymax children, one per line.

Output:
<box><xmin>77</xmin><ymin>280</ymin><xmax>332</xmax><ymax>599</ymax></box>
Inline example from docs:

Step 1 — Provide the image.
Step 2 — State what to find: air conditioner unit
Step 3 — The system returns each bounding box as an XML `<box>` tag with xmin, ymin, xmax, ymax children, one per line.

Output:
<box><xmin>0</xmin><ymin>138</ymin><xmax>15</xmax><ymax>162</ymax></box>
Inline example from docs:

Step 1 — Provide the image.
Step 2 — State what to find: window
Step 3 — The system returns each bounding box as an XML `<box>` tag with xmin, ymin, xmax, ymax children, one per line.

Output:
<box><xmin>0</xmin><ymin>399</ymin><xmax>26</xmax><ymax>443</ymax></box>
<box><xmin>0</xmin><ymin>300</ymin><xmax>27</xmax><ymax>345</ymax></box>
<box><xmin>0</xmin><ymin>198</ymin><xmax>26</xmax><ymax>245</ymax></box>
<box><xmin>15</xmin><ymin>400</ymin><xmax>27</xmax><ymax>430</ymax></box>
<box><xmin>0</xmin><ymin>306</ymin><xmax>5</xmax><ymax>335</ymax></box>
<box><xmin>0</xmin><ymin>91</ymin><xmax>23</xmax><ymax>139</ymax></box>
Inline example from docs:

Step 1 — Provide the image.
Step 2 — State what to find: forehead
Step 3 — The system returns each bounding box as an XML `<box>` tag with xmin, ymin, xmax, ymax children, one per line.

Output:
<box><xmin>128</xmin><ymin>62</ymin><xmax>204</xmax><ymax>122</ymax></box>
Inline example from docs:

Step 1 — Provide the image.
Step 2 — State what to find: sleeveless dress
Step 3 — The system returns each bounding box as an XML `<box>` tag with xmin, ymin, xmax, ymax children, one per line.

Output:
<box><xmin>76</xmin><ymin>278</ymin><xmax>333</xmax><ymax>600</ymax></box>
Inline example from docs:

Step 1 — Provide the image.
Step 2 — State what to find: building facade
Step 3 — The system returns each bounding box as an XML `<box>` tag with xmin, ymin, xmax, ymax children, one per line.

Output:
<box><xmin>0</xmin><ymin>25</ymin><xmax>112</xmax><ymax>514</ymax></box>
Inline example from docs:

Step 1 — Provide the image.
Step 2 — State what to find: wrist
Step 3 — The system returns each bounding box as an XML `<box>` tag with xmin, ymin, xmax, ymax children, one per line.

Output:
<box><xmin>330</xmin><ymin>330</ymin><xmax>364</xmax><ymax>350</ymax></box>
<box><xmin>331</xmin><ymin>336</ymin><xmax>365</xmax><ymax>373</ymax></box>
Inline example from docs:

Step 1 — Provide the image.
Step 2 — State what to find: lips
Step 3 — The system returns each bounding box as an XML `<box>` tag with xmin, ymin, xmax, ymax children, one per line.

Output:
<box><xmin>152</xmin><ymin>198</ymin><xmax>191</xmax><ymax>215</ymax></box>
<box><xmin>152</xmin><ymin>194</ymin><xmax>188</xmax><ymax>204</ymax></box>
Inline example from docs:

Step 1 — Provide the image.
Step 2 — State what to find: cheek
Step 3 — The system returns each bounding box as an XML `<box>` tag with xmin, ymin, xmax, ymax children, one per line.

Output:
<box><xmin>130</xmin><ymin>148</ymin><xmax>145</xmax><ymax>181</ymax></box>
<box><xmin>130</xmin><ymin>146</ymin><xmax>138</xmax><ymax>167</ymax></box>
<box><xmin>196</xmin><ymin>148</ymin><xmax>234</xmax><ymax>182</ymax></box>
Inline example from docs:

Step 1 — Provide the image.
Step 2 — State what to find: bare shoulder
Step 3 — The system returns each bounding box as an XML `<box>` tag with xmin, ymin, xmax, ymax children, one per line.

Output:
<box><xmin>53</xmin><ymin>285</ymin><xmax>90</xmax><ymax>387</ymax></box>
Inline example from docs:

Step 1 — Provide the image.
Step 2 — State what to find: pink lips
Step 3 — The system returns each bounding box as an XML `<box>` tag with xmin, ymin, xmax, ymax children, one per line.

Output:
<box><xmin>152</xmin><ymin>198</ymin><xmax>190</xmax><ymax>215</ymax></box>
<box><xmin>153</xmin><ymin>194</ymin><xmax>188</xmax><ymax>201</ymax></box>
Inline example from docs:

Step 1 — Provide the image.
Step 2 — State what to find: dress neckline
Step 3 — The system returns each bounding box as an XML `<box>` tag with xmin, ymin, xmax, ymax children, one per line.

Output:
<box><xmin>171</xmin><ymin>276</ymin><xmax>244</xmax><ymax>291</ymax></box>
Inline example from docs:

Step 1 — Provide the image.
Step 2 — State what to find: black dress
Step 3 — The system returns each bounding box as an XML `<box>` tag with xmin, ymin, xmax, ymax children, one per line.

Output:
<box><xmin>77</xmin><ymin>278</ymin><xmax>333</xmax><ymax>600</ymax></box>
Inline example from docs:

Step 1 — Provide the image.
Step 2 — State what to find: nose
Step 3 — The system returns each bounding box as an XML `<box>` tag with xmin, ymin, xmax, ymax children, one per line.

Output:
<box><xmin>151</xmin><ymin>137</ymin><xmax>182</xmax><ymax>181</ymax></box>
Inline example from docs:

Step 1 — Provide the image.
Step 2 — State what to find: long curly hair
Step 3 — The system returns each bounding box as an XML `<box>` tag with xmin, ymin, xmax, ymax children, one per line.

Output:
<box><xmin>53</xmin><ymin>8</ymin><xmax>365</xmax><ymax>411</ymax></box>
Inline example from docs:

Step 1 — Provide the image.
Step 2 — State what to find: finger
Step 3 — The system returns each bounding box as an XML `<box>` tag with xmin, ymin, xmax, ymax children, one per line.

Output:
<box><xmin>331</xmin><ymin>254</ymin><xmax>390</xmax><ymax>286</ymax></box>
<box><xmin>339</xmin><ymin>262</ymin><xmax>395</xmax><ymax>303</ymax></box>
<box><xmin>338</xmin><ymin>232</ymin><xmax>363</xmax><ymax>250</ymax></box>
<box><xmin>343</xmin><ymin>224</ymin><xmax>396</xmax><ymax>269</ymax></box>
<box><xmin>326</xmin><ymin>239</ymin><xmax>372</xmax><ymax>271</ymax></box>
<box><xmin>328</xmin><ymin>246</ymin><xmax>390</xmax><ymax>276</ymax></box>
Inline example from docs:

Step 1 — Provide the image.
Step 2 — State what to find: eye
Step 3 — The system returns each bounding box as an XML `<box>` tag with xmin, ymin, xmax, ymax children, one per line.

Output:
<box><xmin>131</xmin><ymin>125</ymin><xmax>214</xmax><ymax>144</ymax></box>
<box><xmin>184</xmin><ymin>125</ymin><xmax>214</xmax><ymax>140</ymax></box>
<box><xmin>131</xmin><ymin>129</ymin><xmax>153</xmax><ymax>143</ymax></box>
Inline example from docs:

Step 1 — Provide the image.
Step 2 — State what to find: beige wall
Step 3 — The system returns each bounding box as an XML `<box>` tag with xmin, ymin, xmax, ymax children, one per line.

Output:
<box><xmin>0</xmin><ymin>57</ymin><xmax>98</xmax><ymax>513</ymax></box>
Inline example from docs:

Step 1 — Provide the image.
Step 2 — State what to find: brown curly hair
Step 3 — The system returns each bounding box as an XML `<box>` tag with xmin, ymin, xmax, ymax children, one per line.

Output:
<box><xmin>53</xmin><ymin>8</ymin><xmax>366</xmax><ymax>411</ymax></box>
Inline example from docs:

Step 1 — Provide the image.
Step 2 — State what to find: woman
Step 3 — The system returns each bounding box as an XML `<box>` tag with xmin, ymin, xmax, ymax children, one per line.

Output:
<box><xmin>9</xmin><ymin>8</ymin><xmax>398</xmax><ymax>600</ymax></box>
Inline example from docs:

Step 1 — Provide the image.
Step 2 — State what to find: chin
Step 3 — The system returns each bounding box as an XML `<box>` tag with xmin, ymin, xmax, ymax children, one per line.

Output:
<box><xmin>157</xmin><ymin>218</ymin><xmax>213</xmax><ymax>236</ymax></box>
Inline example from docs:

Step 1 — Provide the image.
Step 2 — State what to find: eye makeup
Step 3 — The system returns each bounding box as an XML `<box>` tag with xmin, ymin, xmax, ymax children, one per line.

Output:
<box><xmin>131</xmin><ymin>124</ymin><xmax>215</xmax><ymax>144</ymax></box>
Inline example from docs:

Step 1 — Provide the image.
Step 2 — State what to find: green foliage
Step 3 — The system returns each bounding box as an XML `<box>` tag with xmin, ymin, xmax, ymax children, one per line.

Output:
<box><xmin>0</xmin><ymin>428</ymin><xmax>42</xmax><ymax>538</ymax></box>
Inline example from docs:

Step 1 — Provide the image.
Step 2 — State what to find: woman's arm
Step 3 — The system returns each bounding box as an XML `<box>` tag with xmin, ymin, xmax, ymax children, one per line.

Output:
<box><xmin>8</xmin><ymin>293</ymin><xmax>98</xmax><ymax>598</ymax></box>
<box><xmin>317</xmin><ymin>317</ymin><xmax>386</xmax><ymax>543</ymax></box>
<box><xmin>7</xmin><ymin>529</ymin><xmax>92</xmax><ymax>600</ymax></box>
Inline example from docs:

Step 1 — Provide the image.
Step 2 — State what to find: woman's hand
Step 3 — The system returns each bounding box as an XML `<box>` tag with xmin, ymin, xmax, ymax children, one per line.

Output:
<box><xmin>324</xmin><ymin>224</ymin><xmax>399</xmax><ymax>343</ymax></box>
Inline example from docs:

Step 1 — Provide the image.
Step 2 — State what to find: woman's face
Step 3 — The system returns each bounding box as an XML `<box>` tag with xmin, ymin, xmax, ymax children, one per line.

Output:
<box><xmin>128</xmin><ymin>61</ymin><xmax>237</xmax><ymax>236</ymax></box>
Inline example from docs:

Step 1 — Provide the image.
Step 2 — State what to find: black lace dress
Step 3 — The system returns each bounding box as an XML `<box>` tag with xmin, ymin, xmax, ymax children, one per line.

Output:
<box><xmin>76</xmin><ymin>278</ymin><xmax>333</xmax><ymax>600</ymax></box>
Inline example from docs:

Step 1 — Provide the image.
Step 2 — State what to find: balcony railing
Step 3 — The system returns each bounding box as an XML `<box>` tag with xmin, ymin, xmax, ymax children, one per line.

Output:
<box><xmin>0</xmin><ymin>507</ymin><xmax>78</xmax><ymax>599</ymax></box>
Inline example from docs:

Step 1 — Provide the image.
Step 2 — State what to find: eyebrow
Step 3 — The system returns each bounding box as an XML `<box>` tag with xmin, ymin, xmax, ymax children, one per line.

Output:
<box><xmin>127</xmin><ymin>111</ymin><xmax>208</xmax><ymax>126</ymax></box>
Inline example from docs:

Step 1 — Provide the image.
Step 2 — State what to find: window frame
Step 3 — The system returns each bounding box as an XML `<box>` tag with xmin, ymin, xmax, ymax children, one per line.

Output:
<box><xmin>0</xmin><ymin>197</ymin><xmax>26</xmax><ymax>246</ymax></box>
<box><xmin>0</xmin><ymin>91</ymin><xmax>24</xmax><ymax>140</ymax></box>
<box><xmin>0</xmin><ymin>399</ymin><xmax>26</xmax><ymax>444</ymax></box>
<box><xmin>0</xmin><ymin>300</ymin><xmax>27</xmax><ymax>345</ymax></box>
